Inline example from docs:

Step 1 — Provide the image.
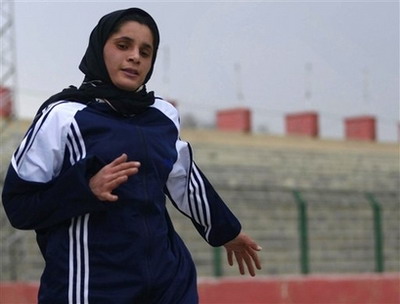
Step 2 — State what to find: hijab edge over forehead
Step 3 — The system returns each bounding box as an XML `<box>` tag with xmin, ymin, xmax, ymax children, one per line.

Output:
<box><xmin>79</xmin><ymin>7</ymin><xmax>160</xmax><ymax>86</ymax></box>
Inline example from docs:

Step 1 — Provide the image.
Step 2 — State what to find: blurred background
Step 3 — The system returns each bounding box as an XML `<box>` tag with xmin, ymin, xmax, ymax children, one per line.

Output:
<box><xmin>1</xmin><ymin>1</ymin><xmax>399</xmax><ymax>303</ymax></box>
<box><xmin>1</xmin><ymin>0</ymin><xmax>399</xmax><ymax>141</ymax></box>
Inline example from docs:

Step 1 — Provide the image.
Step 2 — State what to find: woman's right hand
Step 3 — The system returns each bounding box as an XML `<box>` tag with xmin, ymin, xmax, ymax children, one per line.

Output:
<box><xmin>89</xmin><ymin>153</ymin><xmax>140</xmax><ymax>202</ymax></box>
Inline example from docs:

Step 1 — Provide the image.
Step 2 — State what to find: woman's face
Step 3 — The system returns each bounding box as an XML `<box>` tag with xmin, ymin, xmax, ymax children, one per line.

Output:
<box><xmin>103</xmin><ymin>21</ymin><xmax>154</xmax><ymax>91</ymax></box>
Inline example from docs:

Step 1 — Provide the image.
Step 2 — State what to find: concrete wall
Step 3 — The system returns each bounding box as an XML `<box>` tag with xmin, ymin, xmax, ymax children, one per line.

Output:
<box><xmin>216</xmin><ymin>108</ymin><xmax>251</xmax><ymax>132</ymax></box>
<box><xmin>345</xmin><ymin>116</ymin><xmax>376</xmax><ymax>141</ymax></box>
<box><xmin>1</xmin><ymin>274</ymin><xmax>399</xmax><ymax>304</ymax></box>
<box><xmin>198</xmin><ymin>274</ymin><xmax>400</xmax><ymax>304</ymax></box>
<box><xmin>285</xmin><ymin>111</ymin><xmax>319</xmax><ymax>138</ymax></box>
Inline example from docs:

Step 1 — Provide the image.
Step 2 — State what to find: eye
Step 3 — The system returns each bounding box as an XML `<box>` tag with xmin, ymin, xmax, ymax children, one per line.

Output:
<box><xmin>140</xmin><ymin>50</ymin><xmax>151</xmax><ymax>58</ymax></box>
<box><xmin>116</xmin><ymin>43</ymin><xmax>128</xmax><ymax>50</ymax></box>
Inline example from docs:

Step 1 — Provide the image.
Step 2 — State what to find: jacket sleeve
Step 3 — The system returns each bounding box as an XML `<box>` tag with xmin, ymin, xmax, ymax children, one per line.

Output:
<box><xmin>165</xmin><ymin>138</ymin><xmax>241</xmax><ymax>247</ymax></box>
<box><xmin>1</xmin><ymin>102</ymin><xmax>106</xmax><ymax>230</ymax></box>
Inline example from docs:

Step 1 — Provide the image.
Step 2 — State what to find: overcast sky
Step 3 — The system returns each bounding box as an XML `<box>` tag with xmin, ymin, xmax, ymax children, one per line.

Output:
<box><xmin>10</xmin><ymin>0</ymin><xmax>399</xmax><ymax>142</ymax></box>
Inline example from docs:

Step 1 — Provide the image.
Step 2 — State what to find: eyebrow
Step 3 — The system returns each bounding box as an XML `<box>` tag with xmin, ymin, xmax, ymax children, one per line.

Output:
<box><xmin>114</xmin><ymin>36</ymin><xmax>153</xmax><ymax>51</ymax></box>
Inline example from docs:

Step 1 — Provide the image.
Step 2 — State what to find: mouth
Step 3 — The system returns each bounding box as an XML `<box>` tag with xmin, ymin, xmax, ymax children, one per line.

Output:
<box><xmin>122</xmin><ymin>68</ymin><xmax>139</xmax><ymax>78</ymax></box>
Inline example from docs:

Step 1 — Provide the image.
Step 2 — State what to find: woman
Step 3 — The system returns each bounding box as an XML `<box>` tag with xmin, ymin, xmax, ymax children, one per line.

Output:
<box><xmin>2</xmin><ymin>7</ymin><xmax>261</xmax><ymax>304</ymax></box>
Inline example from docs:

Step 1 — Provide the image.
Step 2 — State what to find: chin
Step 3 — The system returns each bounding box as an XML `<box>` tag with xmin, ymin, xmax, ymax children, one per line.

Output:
<box><xmin>115</xmin><ymin>81</ymin><xmax>142</xmax><ymax>92</ymax></box>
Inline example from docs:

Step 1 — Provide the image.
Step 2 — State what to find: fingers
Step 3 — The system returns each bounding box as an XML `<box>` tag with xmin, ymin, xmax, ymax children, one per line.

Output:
<box><xmin>106</xmin><ymin>165</ymin><xmax>139</xmax><ymax>183</ymax></box>
<box><xmin>244</xmin><ymin>254</ymin><xmax>256</xmax><ymax>277</ymax></box>
<box><xmin>234</xmin><ymin>251</ymin><xmax>246</xmax><ymax>275</ymax></box>
<box><xmin>103</xmin><ymin>173</ymin><xmax>129</xmax><ymax>193</ymax></box>
<box><xmin>89</xmin><ymin>154</ymin><xmax>141</xmax><ymax>202</ymax></box>
<box><xmin>101</xmin><ymin>192</ymin><xmax>119</xmax><ymax>202</ymax></box>
<box><xmin>227</xmin><ymin>249</ymin><xmax>234</xmax><ymax>266</ymax></box>
<box><xmin>247</xmin><ymin>245</ymin><xmax>262</xmax><ymax>271</ymax></box>
<box><xmin>234</xmin><ymin>249</ymin><xmax>258</xmax><ymax>276</ymax></box>
<box><xmin>110</xmin><ymin>153</ymin><xmax>128</xmax><ymax>165</ymax></box>
<box><xmin>107</xmin><ymin>154</ymin><xmax>141</xmax><ymax>176</ymax></box>
<box><xmin>224</xmin><ymin>233</ymin><xmax>262</xmax><ymax>276</ymax></box>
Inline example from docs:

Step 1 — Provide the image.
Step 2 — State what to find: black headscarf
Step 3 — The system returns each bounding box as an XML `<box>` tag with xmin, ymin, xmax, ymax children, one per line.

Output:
<box><xmin>35</xmin><ymin>8</ymin><xmax>160</xmax><ymax>119</ymax></box>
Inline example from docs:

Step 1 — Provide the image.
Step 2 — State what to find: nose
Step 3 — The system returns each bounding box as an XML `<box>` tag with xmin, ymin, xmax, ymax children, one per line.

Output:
<box><xmin>128</xmin><ymin>48</ymin><xmax>140</xmax><ymax>64</ymax></box>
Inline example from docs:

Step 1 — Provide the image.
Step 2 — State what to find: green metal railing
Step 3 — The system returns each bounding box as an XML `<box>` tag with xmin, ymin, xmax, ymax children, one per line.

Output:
<box><xmin>213</xmin><ymin>246</ymin><xmax>223</xmax><ymax>277</ymax></box>
<box><xmin>365</xmin><ymin>193</ymin><xmax>384</xmax><ymax>272</ymax></box>
<box><xmin>212</xmin><ymin>189</ymin><xmax>386</xmax><ymax>277</ymax></box>
<box><xmin>293</xmin><ymin>190</ymin><xmax>310</xmax><ymax>274</ymax></box>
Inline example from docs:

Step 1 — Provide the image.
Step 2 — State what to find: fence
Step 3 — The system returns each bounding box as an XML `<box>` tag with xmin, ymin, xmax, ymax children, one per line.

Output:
<box><xmin>208</xmin><ymin>189</ymin><xmax>395</xmax><ymax>277</ymax></box>
<box><xmin>168</xmin><ymin>186</ymin><xmax>399</xmax><ymax>277</ymax></box>
<box><xmin>0</xmin><ymin>187</ymin><xmax>399</xmax><ymax>281</ymax></box>
<box><xmin>0</xmin><ymin>186</ymin><xmax>400</xmax><ymax>281</ymax></box>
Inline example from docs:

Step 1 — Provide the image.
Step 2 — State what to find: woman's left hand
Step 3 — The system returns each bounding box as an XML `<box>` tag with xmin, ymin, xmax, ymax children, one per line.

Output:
<box><xmin>223</xmin><ymin>232</ymin><xmax>262</xmax><ymax>276</ymax></box>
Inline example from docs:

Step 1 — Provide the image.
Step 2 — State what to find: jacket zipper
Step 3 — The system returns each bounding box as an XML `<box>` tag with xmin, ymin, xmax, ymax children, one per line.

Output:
<box><xmin>136</xmin><ymin>125</ymin><xmax>153</xmax><ymax>297</ymax></box>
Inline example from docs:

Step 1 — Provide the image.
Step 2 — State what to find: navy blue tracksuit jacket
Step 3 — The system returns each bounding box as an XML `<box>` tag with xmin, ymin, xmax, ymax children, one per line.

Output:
<box><xmin>2</xmin><ymin>98</ymin><xmax>241</xmax><ymax>303</ymax></box>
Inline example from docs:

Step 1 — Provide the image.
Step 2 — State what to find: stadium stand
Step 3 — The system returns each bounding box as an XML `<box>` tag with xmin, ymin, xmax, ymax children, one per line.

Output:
<box><xmin>0</xmin><ymin>120</ymin><xmax>399</xmax><ymax>281</ymax></box>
